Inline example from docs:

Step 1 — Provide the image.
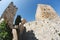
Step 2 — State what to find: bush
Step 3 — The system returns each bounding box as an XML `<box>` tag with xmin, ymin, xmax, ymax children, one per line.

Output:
<box><xmin>0</xmin><ymin>21</ymin><xmax>13</xmax><ymax>40</ymax></box>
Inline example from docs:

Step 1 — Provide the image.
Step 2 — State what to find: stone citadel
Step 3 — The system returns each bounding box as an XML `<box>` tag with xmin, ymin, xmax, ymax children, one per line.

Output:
<box><xmin>23</xmin><ymin>4</ymin><xmax>60</xmax><ymax>40</ymax></box>
<box><xmin>0</xmin><ymin>2</ymin><xmax>60</xmax><ymax>40</ymax></box>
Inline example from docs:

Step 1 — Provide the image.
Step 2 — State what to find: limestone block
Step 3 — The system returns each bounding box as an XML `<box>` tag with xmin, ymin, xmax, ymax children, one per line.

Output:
<box><xmin>12</xmin><ymin>29</ymin><xmax>18</xmax><ymax>40</ymax></box>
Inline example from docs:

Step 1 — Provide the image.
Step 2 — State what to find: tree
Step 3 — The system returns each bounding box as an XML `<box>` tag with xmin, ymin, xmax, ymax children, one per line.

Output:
<box><xmin>0</xmin><ymin>20</ymin><xmax>13</xmax><ymax>40</ymax></box>
<box><xmin>15</xmin><ymin>15</ymin><xmax>21</xmax><ymax>25</ymax></box>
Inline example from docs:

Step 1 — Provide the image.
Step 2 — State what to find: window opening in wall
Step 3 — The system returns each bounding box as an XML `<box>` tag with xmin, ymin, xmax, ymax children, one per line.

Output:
<box><xmin>44</xmin><ymin>8</ymin><xmax>46</xmax><ymax>11</ymax></box>
<box><xmin>35</xmin><ymin>22</ymin><xmax>37</xmax><ymax>25</ymax></box>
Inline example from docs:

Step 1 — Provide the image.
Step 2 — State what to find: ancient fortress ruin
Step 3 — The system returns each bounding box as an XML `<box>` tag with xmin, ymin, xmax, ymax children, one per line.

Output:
<box><xmin>0</xmin><ymin>2</ymin><xmax>60</xmax><ymax>40</ymax></box>
<box><xmin>24</xmin><ymin>4</ymin><xmax>60</xmax><ymax>40</ymax></box>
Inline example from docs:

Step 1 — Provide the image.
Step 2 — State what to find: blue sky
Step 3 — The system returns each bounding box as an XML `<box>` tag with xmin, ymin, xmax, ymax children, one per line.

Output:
<box><xmin>0</xmin><ymin>0</ymin><xmax>60</xmax><ymax>22</ymax></box>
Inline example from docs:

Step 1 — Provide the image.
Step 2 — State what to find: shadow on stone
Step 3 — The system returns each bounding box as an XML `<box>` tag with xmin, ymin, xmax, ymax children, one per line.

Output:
<box><xmin>22</xmin><ymin>27</ymin><xmax>38</xmax><ymax>40</ymax></box>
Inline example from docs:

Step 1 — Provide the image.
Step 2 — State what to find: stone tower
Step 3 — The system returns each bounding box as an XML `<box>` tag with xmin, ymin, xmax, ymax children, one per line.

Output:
<box><xmin>1</xmin><ymin>2</ymin><xmax>18</xmax><ymax>28</ymax></box>
<box><xmin>35</xmin><ymin>4</ymin><xmax>58</xmax><ymax>21</ymax></box>
<box><xmin>23</xmin><ymin>4</ymin><xmax>60</xmax><ymax>40</ymax></box>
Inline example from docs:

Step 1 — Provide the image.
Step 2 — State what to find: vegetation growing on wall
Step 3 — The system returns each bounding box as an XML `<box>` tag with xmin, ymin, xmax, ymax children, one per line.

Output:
<box><xmin>0</xmin><ymin>21</ymin><xmax>13</xmax><ymax>40</ymax></box>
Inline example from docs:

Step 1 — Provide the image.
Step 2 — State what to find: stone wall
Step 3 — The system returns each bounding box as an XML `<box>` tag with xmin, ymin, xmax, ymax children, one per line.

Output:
<box><xmin>23</xmin><ymin>19</ymin><xmax>60</xmax><ymax>40</ymax></box>
<box><xmin>12</xmin><ymin>18</ymin><xmax>26</xmax><ymax>40</ymax></box>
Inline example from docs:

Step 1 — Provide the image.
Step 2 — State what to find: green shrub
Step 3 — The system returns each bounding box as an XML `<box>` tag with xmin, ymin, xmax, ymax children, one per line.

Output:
<box><xmin>0</xmin><ymin>21</ymin><xmax>13</xmax><ymax>40</ymax></box>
